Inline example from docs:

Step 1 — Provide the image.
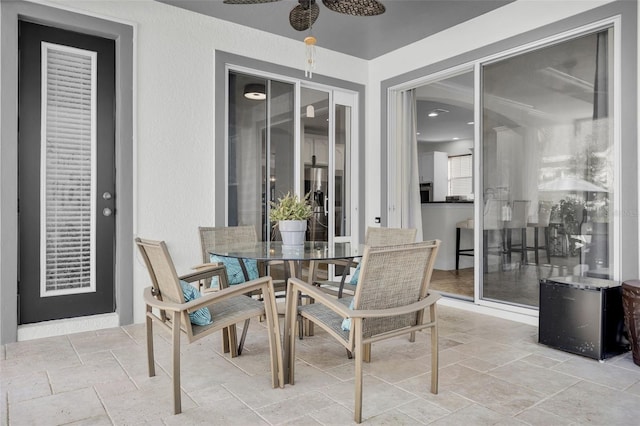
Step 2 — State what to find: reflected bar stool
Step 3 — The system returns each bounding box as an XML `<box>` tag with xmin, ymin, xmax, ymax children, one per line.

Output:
<box><xmin>455</xmin><ymin>219</ymin><xmax>474</xmax><ymax>270</ymax></box>
<box><xmin>526</xmin><ymin>204</ymin><xmax>552</xmax><ymax>265</ymax></box>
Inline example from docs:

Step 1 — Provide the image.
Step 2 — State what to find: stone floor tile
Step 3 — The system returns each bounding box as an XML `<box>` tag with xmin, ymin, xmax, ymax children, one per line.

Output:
<box><xmin>445</xmin><ymin>370</ymin><xmax>545</xmax><ymax>415</ymax></box>
<box><xmin>3</xmin><ymin>371</ymin><xmax>51</xmax><ymax>404</ymax></box>
<box><xmin>48</xmin><ymin>358</ymin><xmax>130</xmax><ymax>393</ymax></box>
<box><xmin>489</xmin><ymin>359</ymin><xmax>580</xmax><ymax>395</ymax></box>
<box><xmin>450</xmin><ymin>338</ymin><xmax>531</xmax><ymax>366</ymax></box>
<box><xmin>320</xmin><ymin>375</ymin><xmax>417</xmax><ymax>420</ymax></box>
<box><xmin>366</xmin><ymin>409</ymin><xmax>429</xmax><ymax>425</ymax></box>
<box><xmin>536</xmin><ymin>380</ymin><xmax>640</xmax><ymax>424</ymax></box>
<box><xmin>101</xmin><ymin>380</ymin><xmax>196</xmax><ymax>424</ymax></box>
<box><xmin>395</xmin><ymin>397</ymin><xmax>451</xmax><ymax>424</ymax></box>
<box><xmin>255</xmin><ymin>390</ymin><xmax>336</xmax><ymax>424</ymax></box>
<box><xmin>9</xmin><ymin>388</ymin><xmax>106</xmax><ymax>426</ymax></box>
<box><xmin>307</xmin><ymin>403</ymin><xmax>356</xmax><ymax>425</ymax></box>
<box><xmin>163</xmin><ymin>397</ymin><xmax>269</xmax><ymax>425</ymax></box>
<box><xmin>552</xmin><ymin>355</ymin><xmax>640</xmax><ymax>390</ymax></box>
<box><xmin>515</xmin><ymin>406</ymin><xmax>575</xmax><ymax>425</ymax></box>
<box><xmin>428</xmin><ymin>403</ymin><xmax>509</xmax><ymax>425</ymax></box>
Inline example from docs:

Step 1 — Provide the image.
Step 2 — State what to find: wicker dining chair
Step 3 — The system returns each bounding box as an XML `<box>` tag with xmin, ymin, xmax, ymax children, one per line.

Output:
<box><xmin>198</xmin><ymin>225</ymin><xmax>287</xmax><ymax>355</ymax></box>
<box><xmin>308</xmin><ymin>226</ymin><xmax>417</xmax><ymax>298</ymax></box>
<box><xmin>136</xmin><ymin>238</ymin><xmax>283</xmax><ymax>415</ymax></box>
<box><xmin>284</xmin><ymin>240</ymin><xmax>441</xmax><ymax>423</ymax></box>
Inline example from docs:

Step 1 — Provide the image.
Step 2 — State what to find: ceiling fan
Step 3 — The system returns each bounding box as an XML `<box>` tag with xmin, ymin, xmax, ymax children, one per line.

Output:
<box><xmin>223</xmin><ymin>0</ymin><xmax>386</xmax><ymax>31</ymax></box>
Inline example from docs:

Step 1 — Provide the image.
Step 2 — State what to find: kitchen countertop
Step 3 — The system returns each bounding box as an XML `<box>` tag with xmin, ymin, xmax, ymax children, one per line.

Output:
<box><xmin>423</xmin><ymin>201</ymin><xmax>474</xmax><ymax>204</ymax></box>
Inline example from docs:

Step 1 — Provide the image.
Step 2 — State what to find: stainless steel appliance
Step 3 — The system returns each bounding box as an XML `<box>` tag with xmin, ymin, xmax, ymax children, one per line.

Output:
<box><xmin>420</xmin><ymin>182</ymin><xmax>433</xmax><ymax>203</ymax></box>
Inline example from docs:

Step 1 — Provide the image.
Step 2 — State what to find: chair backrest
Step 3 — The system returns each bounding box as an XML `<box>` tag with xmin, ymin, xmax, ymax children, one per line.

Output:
<box><xmin>537</xmin><ymin>201</ymin><xmax>552</xmax><ymax>226</ymax></box>
<box><xmin>508</xmin><ymin>200</ymin><xmax>531</xmax><ymax>228</ymax></box>
<box><xmin>483</xmin><ymin>199</ymin><xmax>506</xmax><ymax>230</ymax></box>
<box><xmin>135</xmin><ymin>238</ymin><xmax>184</xmax><ymax>305</ymax></box>
<box><xmin>364</xmin><ymin>227</ymin><xmax>417</xmax><ymax>246</ymax></box>
<box><xmin>199</xmin><ymin>225</ymin><xmax>258</xmax><ymax>264</ymax></box>
<box><xmin>352</xmin><ymin>240</ymin><xmax>440</xmax><ymax>338</ymax></box>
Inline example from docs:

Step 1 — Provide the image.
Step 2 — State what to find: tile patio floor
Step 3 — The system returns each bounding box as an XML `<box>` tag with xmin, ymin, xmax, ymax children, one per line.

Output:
<box><xmin>2</xmin><ymin>305</ymin><xmax>640</xmax><ymax>425</ymax></box>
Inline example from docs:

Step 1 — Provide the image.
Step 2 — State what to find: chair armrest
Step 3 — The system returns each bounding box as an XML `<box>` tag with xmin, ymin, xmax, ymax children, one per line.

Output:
<box><xmin>192</xmin><ymin>262</ymin><xmax>223</xmax><ymax>270</ymax></box>
<box><xmin>288</xmin><ymin>277</ymin><xmax>352</xmax><ymax>317</ymax></box>
<box><xmin>180</xmin><ymin>264</ymin><xmax>226</xmax><ymax>284</ymax></box>
<box><xmin>144</xmin><ymin>276</ymin><xmax>275</xmax><ymax>314</ymax></box>
<box><xmin>348</xmin><ymin>292</ymin><xmax>441</xmax><ymax>319</ymax></box>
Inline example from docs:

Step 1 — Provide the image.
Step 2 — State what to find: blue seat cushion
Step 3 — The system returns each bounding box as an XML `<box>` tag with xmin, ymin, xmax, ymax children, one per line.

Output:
<box><xmin>210</xmin><ymin>255</ymin><xmax>259</xmax><ymax>287</ymax></box>
<box><xmin>179</xmin><ymin>280</ymin><xmax>212</xmax><ymax>326</ymax></box>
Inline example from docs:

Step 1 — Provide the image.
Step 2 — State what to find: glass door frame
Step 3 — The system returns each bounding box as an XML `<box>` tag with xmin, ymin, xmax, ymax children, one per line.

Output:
<box><xmin>224</xmin><ymin>64</ymin><xmax>360</xmax><ymax>247</ymax></box>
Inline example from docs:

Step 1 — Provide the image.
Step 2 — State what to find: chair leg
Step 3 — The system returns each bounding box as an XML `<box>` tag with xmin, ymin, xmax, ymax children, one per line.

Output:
<box><xmin>284</xmin><ymin>285</ymin><xmax>299</xmax><ymax>385</ymax></box>
<box><xmin>363</xmin><ymin>343</ymin><xmax>371</xmax><ymax>363</ymax></box>
<box><xmin>455</xmin><ymin>227</ymin><xmax>461</xmax><ymax>270</ymax></box>
<box><xmin>534</xmin><ymin>228</ymin><xmax>540</xmax><ymax>265</ymax></box>
<box><xmin>237</xmin><ymin>319</ymin><xmax>251</xmax><ymax>356</ymax></box>
<box><xmin>521</xmin><ymin>228</ymin><xmax>527</xmax><ymax>264</ymax></box>
<box><xmin>228</xmin><ymin>324</ymin><xmax>239</xmax><ymax>358</ymax></box>
<box><xmin>222</xmin><ymin>327</ymin><xmax>230</xmax><ymax>353</ymax></box>
<box><xmin>145</xmin><ymin>308</ymin><xmax>155</xmax><ymax>377</ymax></box>
<box><xmin>354</xmin><ymin>320</ymin><xmax>364</xmax><ymax>424</ymax></box>
<box><xmin>430</xmin><ymin>304</ymin><xmax>439</xmax><ymax>394</ymax></box>
<box><xmin>262</xmin><ymin>283</ymin><xmax>284</xmax><ymax>389</ymax></box>
<box><xmin>483</xmin><ymin>230</ymin><xmax>489</xmax><ymax>272</ymax></box>
<box><xmin>171</xmin><ymin>311</ymin><xmax>182</xmax><ymax>415</ymax></box>
<box><xmin>544</xmin><ymin>227</ymin><xmax>551</xmax><ymax>264</ymax></box>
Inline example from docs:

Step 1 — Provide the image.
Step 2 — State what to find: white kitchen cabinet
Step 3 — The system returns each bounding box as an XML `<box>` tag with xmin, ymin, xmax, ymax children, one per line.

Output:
<box><xmin>419</xmin><ymin>151</ymin><xmax>448</xmax><ymax>201</ymax></box>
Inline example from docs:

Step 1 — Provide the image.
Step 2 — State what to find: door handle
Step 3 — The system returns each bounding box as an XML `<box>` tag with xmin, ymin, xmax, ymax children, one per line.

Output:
<box><xmin>102</xmin><ymin>192</ymin><xmax>113</xmax><ymax>200</ymax></box>
<box><xmin>102</xmin><ymin>207</ymin><xmax>113</xmax><ymax>217</ymax></box>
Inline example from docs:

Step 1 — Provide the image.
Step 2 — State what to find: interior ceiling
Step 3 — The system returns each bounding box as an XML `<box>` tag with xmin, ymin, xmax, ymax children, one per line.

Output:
<box><xmin>156</xmin><ymin>0</ymin><xmax>515</xmax><ymax>60</ymax></box>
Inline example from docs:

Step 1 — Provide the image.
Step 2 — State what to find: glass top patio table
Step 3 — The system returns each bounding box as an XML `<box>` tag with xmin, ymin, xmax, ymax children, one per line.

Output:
<box><xmin>208</xmin><ymin>240</ymin><xmax>363</xmax><ymax>264</ymax></box>
<box><xmin>209</xmin><ymin>240</ymin><xmax>363</xmax><ymax>280</ymax></box>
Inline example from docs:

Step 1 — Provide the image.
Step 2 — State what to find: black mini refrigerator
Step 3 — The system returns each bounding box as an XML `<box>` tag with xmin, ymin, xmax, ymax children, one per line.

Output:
<box><xmin>539</xmin><ymin>276</ymin><xmax>627</xmax><ymax>360</ymax></box>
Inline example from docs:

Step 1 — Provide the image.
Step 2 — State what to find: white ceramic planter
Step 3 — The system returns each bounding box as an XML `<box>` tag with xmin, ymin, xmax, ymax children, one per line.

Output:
<box><xmin>279</xmin><ymin>220</ymin><xmax>307</xmax><ymax>245</ymax></box>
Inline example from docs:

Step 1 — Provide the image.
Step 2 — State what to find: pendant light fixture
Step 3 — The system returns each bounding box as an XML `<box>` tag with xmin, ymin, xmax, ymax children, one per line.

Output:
<box><xmin>243</xmin><ymin>83</ymin><xmax>266</xmax><ymax>100</ymax></box>
<box><xmin>304</xmin><ymin>35</ymin><xmax>317</xmax><ymax>78</ymax></box>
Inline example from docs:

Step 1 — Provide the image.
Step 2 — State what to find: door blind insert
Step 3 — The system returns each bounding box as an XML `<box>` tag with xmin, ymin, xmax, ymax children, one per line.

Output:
<box><xmin>40</xmin><ymin>42</ymin><xmax>97</xmax><ymax>296</ymax></box>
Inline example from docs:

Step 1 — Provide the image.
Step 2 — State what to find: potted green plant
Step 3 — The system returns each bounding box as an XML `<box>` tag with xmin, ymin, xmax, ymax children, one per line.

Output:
<box><xmin>270</xmin><ymin>192</ymin><xmax>313</xmax><ymax>245</ymax></box>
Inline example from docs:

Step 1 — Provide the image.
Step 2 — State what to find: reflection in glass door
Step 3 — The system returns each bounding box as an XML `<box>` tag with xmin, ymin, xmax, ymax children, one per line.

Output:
<box><xmin>228</xmin><ymin>72</ymin><xmax>357</xmax><ymax>247</ymax></box>
<box><xmin>481</xmin><ymin>28</ymin><xmax>614</xmax><ymax>308</ymax></box>
<box><xmin>302</xmin><ymin>88</ymin><xmax>356</xmax><ymax>245</ymax></box>
<box><xmin>227</xmin><ymin>71</ymin><xmax>295</xmax><ymax>241</ymax></box>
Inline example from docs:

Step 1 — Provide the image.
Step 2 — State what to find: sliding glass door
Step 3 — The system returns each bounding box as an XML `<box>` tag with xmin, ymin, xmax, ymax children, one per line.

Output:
<box><xmin>481</xmin><ymin>28</ymin><xmax>615</xmax><ymax>307</ymax></box>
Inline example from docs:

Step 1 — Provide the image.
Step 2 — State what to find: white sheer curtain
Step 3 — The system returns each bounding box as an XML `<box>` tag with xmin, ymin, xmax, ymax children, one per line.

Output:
<box><xmin>398</xmin><ymin>89</ymin><xmax>423</xmax><ymax>240</ymax></box>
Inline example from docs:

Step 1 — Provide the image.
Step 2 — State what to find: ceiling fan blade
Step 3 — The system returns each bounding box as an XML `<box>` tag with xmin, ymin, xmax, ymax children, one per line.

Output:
<box><xmin>289</xmin><ymin>2</ymin><xmax>320</xmax><ymax>32</ymax></box>
<box><xmin>223</xmin><ymin>0</ymin><xmax>281</xmax><ymax>4</ymax></box>
<box><xmin>322</xmin><ymin>0</ymin><xmax>385</xmax><ymax>16</ymax></box>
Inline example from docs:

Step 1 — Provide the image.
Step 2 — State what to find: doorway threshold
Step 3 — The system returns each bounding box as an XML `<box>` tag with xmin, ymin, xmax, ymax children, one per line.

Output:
<box><xmin>438</xmin><ymin>296</ymin><xmax>538</xmax><ymax>326</ymax></box>
<box><xmin>17</xmin><ymin>313</ymin><xmax>119</xmax><ymax>341</ymax></box>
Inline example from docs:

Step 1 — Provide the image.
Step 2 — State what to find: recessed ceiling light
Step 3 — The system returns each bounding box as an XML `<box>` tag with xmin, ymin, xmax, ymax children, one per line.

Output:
<box><xmin>453</xmin><ymin>137</ymin><xmax>459</xmax><ymax>140</ymax></box>
<box><xmin>467</xmin><ymin>121</ymin><xmax>474</xmax><ymax>125</ymax></box>
<box><xmin>428</xmin><ymin>108</ymin><xmax>449</xmax><ymax>118</ymax></box>
<box><xmin>416</xmin><ymin>132</ymin><xmax>421</xmax><ymax>136</ymax></box>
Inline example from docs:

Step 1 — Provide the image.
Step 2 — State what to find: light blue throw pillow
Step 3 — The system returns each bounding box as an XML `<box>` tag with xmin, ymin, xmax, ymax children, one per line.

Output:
<box><xmin>179</xmin><ymin>280</ymin><xmax>212</xmax><ymax>326</ymax></box>
<box><xmin>350</xmin><ymin>263</ymin><xmax>361</xmax><ymax>285</ymax></box>
<box><xmin>210</xmin><ymin>255</ymin><xmax>259</xmax><ymax>287</ymax></box>
<box><xmin>341</xmin><ymin>299</ymin><xmax>355</xmax><ymax>331</ymax></box>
